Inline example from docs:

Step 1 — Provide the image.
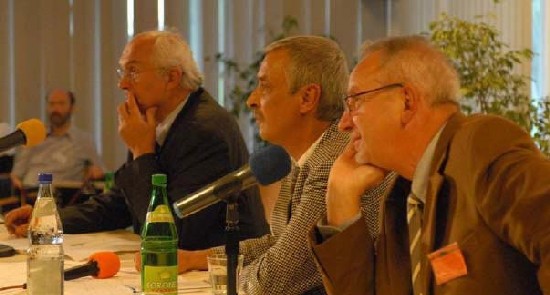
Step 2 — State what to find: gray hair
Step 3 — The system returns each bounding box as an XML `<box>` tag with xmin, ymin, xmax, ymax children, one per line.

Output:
<box><xmin>360</xmin><ymin>35</ymin><xmax>460</xmax><ymax>106</ymax></box>
<box><xmin>134</xmin><ymin>30</ymin><xmax>203</xmax><ymax>91</ymax></box>
<box><xmin>265</xmin><ymin>35</ymin><xmax>349</xmax><ymax>121</ymax></box>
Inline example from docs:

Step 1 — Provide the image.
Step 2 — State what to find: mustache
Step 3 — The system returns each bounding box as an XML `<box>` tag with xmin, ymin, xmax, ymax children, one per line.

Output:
<box><xmin>252</xmin><ymin>111</ymin><xmax>263</xmax><ymax>121</ymax></box>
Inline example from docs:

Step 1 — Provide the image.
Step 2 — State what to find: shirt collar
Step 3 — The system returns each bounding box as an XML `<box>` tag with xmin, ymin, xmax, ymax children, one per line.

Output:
<box><xmin>293</xmin><ymin>129</ymin><xmax>325</xmax><ymax>168</ymax></box>
<box><xmin>47</xmin><ymin>125</ymin><xmax>76</xmax><ymax>139</ymax></box>
<box><xmin>411</xmin><ymin>124</ymin><xmax>445</xmax><ymax>203</ymax></box>
<box><xmin>156</xmin><ymin>95</ymin><xmax>189</xmax><ymax>146</ymax></box>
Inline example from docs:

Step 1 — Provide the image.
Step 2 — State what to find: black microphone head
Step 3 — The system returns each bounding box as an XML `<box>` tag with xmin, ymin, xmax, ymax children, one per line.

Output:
<box><xmin>250</xmin><ymin>144</ymin><xmax>291</xmax><ymax>185</ymax></box>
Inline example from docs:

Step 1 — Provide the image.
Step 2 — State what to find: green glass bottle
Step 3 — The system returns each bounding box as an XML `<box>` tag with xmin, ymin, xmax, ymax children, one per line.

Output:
<box><xmin>103</xmin><ymin>172</ymin><xmax>114</xmax><ymax>194</ymax></box>
<box><xmin>141</xmin><ymin>174</ymin><xmax>178</xmax><ymax>295</ymax></box>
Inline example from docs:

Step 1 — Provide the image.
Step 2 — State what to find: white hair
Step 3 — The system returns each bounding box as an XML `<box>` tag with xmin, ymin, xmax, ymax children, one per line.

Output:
<box><xmin>134</xmin><ymin>30</ymin><xmax>203</xmax><ymax>91</ymax></box>
<box><xmin>360</xmin><ymin>35</ymin><xmax>460</xmax><ymax>106</ymax></box>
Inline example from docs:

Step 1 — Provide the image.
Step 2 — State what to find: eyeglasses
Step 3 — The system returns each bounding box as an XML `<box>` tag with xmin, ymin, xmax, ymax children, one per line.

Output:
<box><xmin>115</xmin><ymin>68</ymin><xmax>163</xmax><ymax>82</ymax></box>
<box><xmin>342</xmin><ymin>83</ymin><xmax>404</xmax><ymax>113</ymax></box>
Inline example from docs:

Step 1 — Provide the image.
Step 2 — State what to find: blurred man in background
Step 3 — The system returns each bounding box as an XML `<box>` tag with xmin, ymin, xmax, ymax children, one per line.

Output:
<box><xmin>10</xmin><ymin>89</ymin><xmax>104</xmax><ymax>189</ymax></box>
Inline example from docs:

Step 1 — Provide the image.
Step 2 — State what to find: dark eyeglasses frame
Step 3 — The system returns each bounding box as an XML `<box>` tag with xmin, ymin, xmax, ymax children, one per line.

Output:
<box><xmin>342</xmin><ymin>83</ymin><xmax>404</xmax><ymax>113</ymax></box>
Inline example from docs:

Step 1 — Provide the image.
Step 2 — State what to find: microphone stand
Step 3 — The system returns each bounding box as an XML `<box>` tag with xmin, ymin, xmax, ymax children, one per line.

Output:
<box><xmin>225</xmin><ymin>195</ymin><xmax>239</xmax><ymax>295</ymax></box>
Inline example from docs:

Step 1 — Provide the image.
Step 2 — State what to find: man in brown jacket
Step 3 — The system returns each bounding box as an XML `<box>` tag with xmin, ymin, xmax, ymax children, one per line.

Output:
<box><xmin>310</xmin><ymin>35</ymin><xmax>550</xmax><ymax>295</ymax></box>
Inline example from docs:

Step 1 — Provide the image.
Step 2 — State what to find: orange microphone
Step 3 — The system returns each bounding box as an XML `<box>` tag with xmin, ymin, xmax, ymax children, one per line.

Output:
<box><xmin>64</xmin><ymin>251</ymin><xmax>121</xmax><ymax>281</ymax></box>
<box><xmin>0</xmin><ymin>118</ymin><xmax>46</xmax><ymax>153</ymax></box>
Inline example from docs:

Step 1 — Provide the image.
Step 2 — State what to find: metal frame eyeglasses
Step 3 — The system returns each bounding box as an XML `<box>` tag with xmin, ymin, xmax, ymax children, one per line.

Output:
<box><xmin>342</xmin><ymin>83</ymin><xmax>404</xmax><ymax>113</ymax></box>
<box><xmin>115</xmin><ymin>68</ymin><xmax>163</xmax><ymax>82</ymax></box>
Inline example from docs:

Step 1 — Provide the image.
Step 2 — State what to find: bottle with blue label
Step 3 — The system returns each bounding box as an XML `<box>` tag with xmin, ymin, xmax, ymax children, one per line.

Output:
<box><xmin>27</xmin><ymin>172</ymin><xmax>64</xmax><ymax>295</ymax></box>
<box><xmin>141</xmin><ymin>173</ymin><xmax>178</xmax><ymax>295</ymax></box>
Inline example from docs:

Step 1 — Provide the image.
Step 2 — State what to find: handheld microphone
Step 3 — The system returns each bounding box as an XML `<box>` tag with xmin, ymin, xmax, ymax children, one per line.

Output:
<box><xmin>173</xmin><ymin>144</ymin><xmax>291</xmax><ymax>218</ymax></box>
<box><xmin>64</xmin><ymin>251</ymin><xmax>121</xmax><ymax>281</ymax></box>
<box><xmin>0</xmin><ymin>119</ymin><xmax>46</xmax><ymax>153</ymax></box>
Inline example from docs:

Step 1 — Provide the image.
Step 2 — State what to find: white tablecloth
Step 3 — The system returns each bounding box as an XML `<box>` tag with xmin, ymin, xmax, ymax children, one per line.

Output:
<box><xmin>0</xmin><ymin>223</ymin><xmax>211</xmax><ymax>295</ymax></box>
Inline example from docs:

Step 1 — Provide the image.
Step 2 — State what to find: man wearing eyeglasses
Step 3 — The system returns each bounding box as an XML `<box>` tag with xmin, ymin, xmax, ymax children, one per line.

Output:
<box><xmin>5</xmin><ymin>30</ymin><xmax>269</xmax><ymax>253</ymax></box>
<box><xmin>310</xmin><ymin>35</ymin><xmax>550</xmax><ymax>295</ymax></box>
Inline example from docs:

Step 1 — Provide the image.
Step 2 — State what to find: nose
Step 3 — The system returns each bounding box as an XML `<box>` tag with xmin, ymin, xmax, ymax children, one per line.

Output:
<box><xmin>246</xmin><ymin>88</ymin><xmax>259</xmax><ymax>110</ymax></box>
<box><xmin>118</xmin><ymin>76</ymin><xmax>130</xmax><ymax>90</ymax></box>
<box><xmin>338</xmin><ymin>110</ymin><xmax>354</xmax><ymax>132</ymax></box>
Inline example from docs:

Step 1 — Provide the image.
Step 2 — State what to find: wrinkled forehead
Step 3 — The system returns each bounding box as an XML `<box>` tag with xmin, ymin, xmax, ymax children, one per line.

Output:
<box><xmin>258</xmin><ymin>50</ymin><xmax>290</xmax><ymax>81</ymax></box>
<box><xmin>348</xmin><ymin>53</ymin><xmax>386</xmax><ymax>92</ymax></box>
<box><xmin>119</xmin><ymin>37</ymin><xmax>155</xmax><ymax>67</ymax></box>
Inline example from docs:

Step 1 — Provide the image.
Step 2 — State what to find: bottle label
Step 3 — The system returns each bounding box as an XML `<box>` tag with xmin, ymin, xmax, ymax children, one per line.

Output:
<box><xmin>146</xmin><ymin>205</ymin><xmax>175</xmax><ymax>223</ymax></box>
<box><xmin>142</xmin><ymin>265</ymin><xmax>178</xmax><ymax>294</ymax></box>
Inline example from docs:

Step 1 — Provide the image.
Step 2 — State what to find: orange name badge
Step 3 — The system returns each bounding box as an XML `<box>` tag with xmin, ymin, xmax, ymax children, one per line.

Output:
<box><xmin>427</xmin><ymin>242</ymin><xmax>468</xmax><ymax>285</ymax></box>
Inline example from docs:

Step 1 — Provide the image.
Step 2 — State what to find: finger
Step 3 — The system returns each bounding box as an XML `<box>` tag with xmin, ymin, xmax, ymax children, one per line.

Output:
<box><xmin>126</xmin><ymin>92</ymin><xmax>140</xmax><ymax>114</ymax></box>
<box><xmin>117</xmin><ymin>102</ymin><xmax>129</xmax><ymax>120</ymax></box>
<box><xmin>134</xmin><ymin>251</ymin><xmax>142</xmax><ymax>272</ymax></box>
<box><xmin>342</xmin><ymin>140</ymin><xmax>356</xmax><ymax>157</ymax></box>
<box><xmin>5</xmin><ymin>223</ymin><xmax>15</xmax><ymax>234</ymax></box>
<box><xmin>6</xmin><ymin>205</ymin><xmax>32</xmax><ymax>224</ymax></box>
<box><xmin>145</xmin><ymin>107</ymin><xmax>158</xmax><ymax>126</ymax></box>
<box><xmin>14</xmin><ymin>223</ymin><xmax>29</xmax><ymax>237</ymax></box>
<box><xmin>21</xmin><ymin>204</ymin><xmax>33</xmax><ymax>214</ymax></box>
<box><xmin>4</xmin><ymin>207</ymin><xmax>21</xmax><ymax>226</ymax></box>
<box><xmin>177</xmin><ymin>251</ymin><xmax>186</xmax><ymax>274</ymax></box>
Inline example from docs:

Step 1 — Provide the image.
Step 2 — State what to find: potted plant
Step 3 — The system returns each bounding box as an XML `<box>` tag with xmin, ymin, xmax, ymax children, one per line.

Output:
<box><xmin>429</xmin><ymin>12</ymin><xmax>550</xmax><ymax>155</ymax></box>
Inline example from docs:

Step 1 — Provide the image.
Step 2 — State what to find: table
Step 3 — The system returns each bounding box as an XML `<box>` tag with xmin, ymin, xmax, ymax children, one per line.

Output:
<box><xmin>0</xmin><ymin>223</ymin><xmax>211</xmax><ymax>295</ymax></box>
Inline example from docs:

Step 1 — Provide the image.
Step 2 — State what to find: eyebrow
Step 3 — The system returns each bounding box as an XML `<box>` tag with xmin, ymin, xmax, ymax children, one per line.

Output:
<box><xmin>119</xmin><ymin>60</ymin><xmax>140</xmax><ymax>67</ymax></box>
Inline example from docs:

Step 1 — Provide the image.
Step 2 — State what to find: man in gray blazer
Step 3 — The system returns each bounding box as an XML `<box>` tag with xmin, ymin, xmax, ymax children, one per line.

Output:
<box><xmin>178</xmin><ymin>35</ymin><xmax>394</xmax><ymax>295</ymax></box>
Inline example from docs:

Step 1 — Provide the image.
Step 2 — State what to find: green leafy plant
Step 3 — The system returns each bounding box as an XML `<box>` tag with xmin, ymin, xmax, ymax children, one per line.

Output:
<box><xmin>429</xmin><ymin>13</ymin><xmax>550</xmax><ymax>156</ymax></box>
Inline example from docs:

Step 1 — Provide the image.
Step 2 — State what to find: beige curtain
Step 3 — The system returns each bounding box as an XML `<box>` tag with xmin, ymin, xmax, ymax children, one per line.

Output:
<box><xmin>0</xmin><ymin>0</ymin><xmax>389</xmax><ymax>170</ymax></box>
<box><xmin>2</xmin><ymin>0</ymin><xmax>540</xmax><ymax>170</ymax></box>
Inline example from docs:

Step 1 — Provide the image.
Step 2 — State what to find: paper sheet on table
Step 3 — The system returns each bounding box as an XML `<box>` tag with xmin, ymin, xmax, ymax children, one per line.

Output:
<box><xmin>0</xmin><ymin>261</ymin><xmax>211</xmax><ymax>295</ymax></box>
<box><xmin>63</xmin><ymin>230</ymin><xmax>140</xmax><ymax>261</ymax></box>
<box><xmin>0</xmin><ymin>230</ymin><xmax>140</xmax><ymax>261</ymax></box>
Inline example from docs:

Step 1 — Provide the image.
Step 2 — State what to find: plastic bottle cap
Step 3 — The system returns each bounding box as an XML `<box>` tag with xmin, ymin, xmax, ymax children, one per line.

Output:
<box><xmin>38</xmin><ymin>173</ymin><xmax>53</xmax><ymax>184</ymax></box>
<box><xmin>152</xmin><ymin>174</ymin><xmax>167</xmax><ymax>186</ymax></box>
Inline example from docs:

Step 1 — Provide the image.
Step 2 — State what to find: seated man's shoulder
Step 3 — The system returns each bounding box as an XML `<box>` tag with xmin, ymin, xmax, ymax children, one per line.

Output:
<box><xmin>308</xmin><ymin>126</ymin><xmax>350</xmax><ymax>166</ymax></box>
<box><xmin>453</xmin><ymin>115</ymin><xmax>532</xmax><ymax>149</ymax></box>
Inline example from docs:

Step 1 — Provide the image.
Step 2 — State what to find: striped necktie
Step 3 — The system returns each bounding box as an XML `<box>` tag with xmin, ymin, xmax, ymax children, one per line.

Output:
<box><xmin>407</xmin><ymin>193</ymin><xmax>424</xmax><ymax>295</ymax></box>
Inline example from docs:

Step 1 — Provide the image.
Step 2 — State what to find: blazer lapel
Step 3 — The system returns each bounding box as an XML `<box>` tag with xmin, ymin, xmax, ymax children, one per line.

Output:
<box><xmin>378</xmin><ymin>176</ymin><xmax>412</xmax><ymax>295</ymax></box>
<box><xmin>420</xmin><ymin>112</ymin><xmax>465</xmax><ymax>294</ymax></box>
<box><xmin>421</xmin><ymin>173</ymin><xmax>444</xmax><ymax>294</ymax></box>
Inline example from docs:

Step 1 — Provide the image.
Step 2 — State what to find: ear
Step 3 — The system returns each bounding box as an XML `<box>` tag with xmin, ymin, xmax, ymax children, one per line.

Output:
<box><xmin>401</xmin><ymin>85</ymin><xmax>419</xmax><ymax>126</ymax></box>
<box><xmin>165</xmin><ymin>68</ymin><xmax>182</xmax><ymax>90</ymax></box>
<box><xmin>298</xmin><ymin>83</ymin><xmax>321</xmax><ymax>114</ymax></box>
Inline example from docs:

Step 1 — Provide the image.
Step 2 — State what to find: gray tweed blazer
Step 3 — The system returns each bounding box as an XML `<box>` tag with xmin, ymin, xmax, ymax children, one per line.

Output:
<box><xmin>213</xmin><ymin>121</ymin><xmax>393</xmax><ymax>295</ymax></box>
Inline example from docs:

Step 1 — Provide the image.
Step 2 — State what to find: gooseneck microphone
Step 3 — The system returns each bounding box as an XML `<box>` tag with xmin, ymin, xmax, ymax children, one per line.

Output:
<box><xmin>0</xmin><ymin>119</ymin><xmax>46</xmax><ymax>153</ymax></box>
<box><xmin>64</xmin><ymin>251</ymin><xmax>121</xmax><ymax>281</ymax></box>
<box><xmin>173</xmin><ymin>144</ymin><xmax>291</xmax><ymax>218</ymax></box>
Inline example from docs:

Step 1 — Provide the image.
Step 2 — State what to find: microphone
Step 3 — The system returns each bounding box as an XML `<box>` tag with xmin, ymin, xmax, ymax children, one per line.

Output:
<box><xmin>64</xmin><ymin>251</ymin><xmax>121</xmax><ymax>281</ymax></box>
<box><xmin>173</xmin><ymin>144</ymin><xmax>291</xmax><ymax>218</ymax></box>
<box><xmin>0</xmin><ymin>119</ymin><xmax>46</xmax><ymax>153</ymax></box>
